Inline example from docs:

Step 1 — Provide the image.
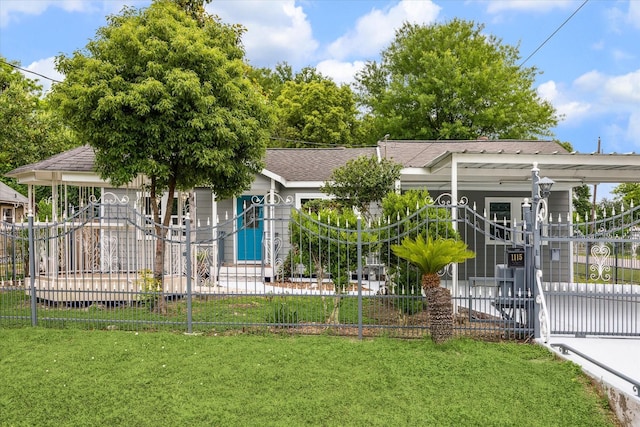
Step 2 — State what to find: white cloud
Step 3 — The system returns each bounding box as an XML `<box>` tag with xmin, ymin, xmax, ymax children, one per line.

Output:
<box><xmin>562</xmin><ymin>68</ymin><xmax>640</xmax><ymax>151</ymax></box>
<box><xmin>627</xmin><ymin>0</ymin><xmax>640</xmax><ymax>29</ymax></box>
<box><xmin>537</xmin><ymin>80</ymin><xmax>591</xmax><ymax>124</ymax></box>
<box><xmin>316</xmin><ymin>60</ymin><xmax>366</xmax><ymax>86</ymax></box>
<box><xmin>603</xmin><ymin>70</ymin><xmax>640</xmax><ymax>104</ymax></box>
<box><xmin>1</xmin><ymin>0</ymin><xmax>94</xmax><ymax>27</ymax></box>
<box><xmin>611</xmin><ymin>49</ymin><xmax>635</xmax><ymax>62</ymax></box>
<box><xmin>21</xmin><ymin>57</ymin><xmax>65</xmax><ymax>93</ymax></box>
<box><xmin>484</xmin><ymin>0</ymin><xmax>575</xmax><ymax>14</ymax></box>
<box><xmin>624</xmin><ymin>111</ymin><xmax>640</xmax><ymax>146</ymax></box>
<box><xmin>327</xmin><ymin>0</ymin><xmax>440</xmax><ymax>60</ymax></box>
<box><xmin>206</xmin><ymin>1</ymin><xmax>317</xmax><ymax>68</ymax></box>
<box><xmin>537</xmin><ymin>80</ymin><xmax>559</xmax><ymax>102</ymax></box>
<box><xmin>574</xmin><ymin>70</ymin><xmax>606</xmax><ymax>92</ymax></box>
<box><xmin>564</xmin><ymin>69</ymin><xmax>640</xmax><ymax>116</ymax></box>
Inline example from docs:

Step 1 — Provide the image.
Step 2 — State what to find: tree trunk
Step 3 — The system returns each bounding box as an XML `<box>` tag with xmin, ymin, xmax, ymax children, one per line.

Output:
<box><xmin>327</xmin><ymin>295</ymin><xmax>341</xmax><ymax>325</ymax></box>
<box><xmin>153</xmin><ymin>236</ymin><xmax>167</xmax><ymax>314</ymax></box>
<box><xmin>422</xmin><ymin>273</ymin><xmax>453</xmax><ymax>344</ymax></box>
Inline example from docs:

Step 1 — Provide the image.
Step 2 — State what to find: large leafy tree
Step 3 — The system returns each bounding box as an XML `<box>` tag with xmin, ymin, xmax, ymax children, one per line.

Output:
<box><xmin>0</xmin><ymin>58</ymin><xmax>76</xmax><ymax>194</ymax></box>
<box><xmin>355</xmin><ymin>19</ymin><xmax>558</xmax><ymax>143</ymax></box>
<box><xmin>250</xmin><ymin>64</ymin><xmax>362</xmax><ymax>147</ymax></box>
<box><xmin>248</xmin><ymin>62</ymin><xmax>293</xmax><ymax>102</ymax></box>
<box><xmin>51</xmin><ymin>0</ymin><xmax>274</xmax><ymax>307</ymax></box>
<box><xmin>612</xmin><ymin>183</ymin><xmax>640</xmax><ymax>207</ymax></box>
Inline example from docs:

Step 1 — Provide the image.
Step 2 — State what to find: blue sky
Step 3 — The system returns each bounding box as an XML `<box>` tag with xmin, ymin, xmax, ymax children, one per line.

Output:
<box><xmin>1</xmin><ymin>0</ymin><xmax>639</xmax><ymax>196</ymax></box>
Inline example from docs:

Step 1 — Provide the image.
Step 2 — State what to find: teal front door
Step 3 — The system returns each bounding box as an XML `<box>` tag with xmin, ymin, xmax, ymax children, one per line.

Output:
<box><xmin>237</xmin><ymin>196</ymin><xmax>263</xmax><ymax>262</ymax></box>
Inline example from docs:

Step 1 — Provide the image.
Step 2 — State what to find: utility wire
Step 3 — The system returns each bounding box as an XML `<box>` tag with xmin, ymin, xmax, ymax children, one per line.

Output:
<box><xmin>269</xmin><ymin>137</ymin><xmax>376</xmax><ymax>148</ymax></box>
<box><xmin>519</xmin><ymin>0</ymin><xmax>589</xmax><ymax>67</ymax></box>
<box><xmin>1</xmin><ymin>59</ymin><xmax>62</xmax><ymax>83</ymax></box>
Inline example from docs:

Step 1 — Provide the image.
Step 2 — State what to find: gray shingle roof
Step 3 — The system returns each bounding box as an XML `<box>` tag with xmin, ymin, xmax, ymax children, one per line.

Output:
<box><xmin>0</xmin><ymin>181</ymin><xmax>28</xmax><ymax>204</ymax></box>
<box><xmin>6</xmin><ymin>145</ymin><xmax>96</xmax><ymax>176</ymax></box>
<box><xmin>3</xmin><ymin>140</ymin><xmax>574</xmax><ymax>184</ymax></box>
<box><xmin>264</xmin><ymin>147</ymin><xmax>378</xmax><ymax>182</ymax></box>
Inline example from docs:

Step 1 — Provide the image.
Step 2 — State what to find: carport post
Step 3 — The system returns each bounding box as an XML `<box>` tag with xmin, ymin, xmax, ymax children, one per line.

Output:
<box><xmin>185</xmin><ymin>213</ymin><xmax>193</xmax><ymax>334</ymax></box>
<box><xmin>28</xmin><ymin>210</ymin><xmax>37</xmax><ymax>326</ymax></box>
<box><xmin>357</xmin><ymin>214</ymin><xmax>363</xmax><ymax>340</ymax></box>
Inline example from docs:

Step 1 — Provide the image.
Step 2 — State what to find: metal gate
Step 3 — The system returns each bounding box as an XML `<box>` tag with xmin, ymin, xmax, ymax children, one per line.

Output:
<box><xmin>1</xmin><ymin>190</ymin><xmax>543</xmax><ymax>339</ymax></box>
<box><xmin>542</xmin><ymin>204</ymin><xmax>640</xmax><ymax>337</ymax></box>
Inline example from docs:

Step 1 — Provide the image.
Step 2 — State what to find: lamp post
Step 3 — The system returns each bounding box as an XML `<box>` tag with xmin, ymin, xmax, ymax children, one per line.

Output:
<box><xmin>529</xmin><ymin>162</ymin><xmax>554</xmax><ymax>340</ymax></box>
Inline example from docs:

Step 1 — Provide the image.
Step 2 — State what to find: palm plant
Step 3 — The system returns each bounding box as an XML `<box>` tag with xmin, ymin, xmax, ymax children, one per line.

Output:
<box><xmin>392</xmin><ymin>235</ymin><xmax>475</xmax><ymax>343</ymax></box>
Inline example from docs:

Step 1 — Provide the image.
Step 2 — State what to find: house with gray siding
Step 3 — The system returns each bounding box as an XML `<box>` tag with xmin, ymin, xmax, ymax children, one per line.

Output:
<box><xmin>7</xmin><ymin>139</ymin><xmax>640</xmax><ymax>276</ymax></box>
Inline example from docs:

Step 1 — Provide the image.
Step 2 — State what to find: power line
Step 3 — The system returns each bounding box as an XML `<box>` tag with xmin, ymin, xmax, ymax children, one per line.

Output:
<box><xmin>269</xmin><ymin>137</ymin><xmax>376</xmax><ymax>148</ymax></box>
<box><xmin>519</xmin><ymin>0</ymin><xmax>589</xmax><ymax>67</ymax></box>
<box><xmin>0</xmin><ymin>59</ymin><xmax>62</xmax><ymax>83</ymax></box>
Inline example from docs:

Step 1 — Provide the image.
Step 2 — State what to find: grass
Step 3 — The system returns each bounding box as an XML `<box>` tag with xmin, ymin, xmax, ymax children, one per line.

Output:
<box><xmin>0</xmin><ymin>329</ymin><xmax>618</xmax><ymax>426</ymax></box>
<box><xmin>573</xmin><ymin>262</ymin><xmax>640</xmax><ymax>285</ymax></box>
<box><xmin>0</xmin><ymin>290</ymin><xmax>413</xmax><ymax>333</ymax></box>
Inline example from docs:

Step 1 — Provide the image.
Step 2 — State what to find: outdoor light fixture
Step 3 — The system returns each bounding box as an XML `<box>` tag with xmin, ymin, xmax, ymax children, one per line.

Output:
<box><xmin>537</xmin><ymin>176</ymin><xmax>555</xmax><ymax>199</ymax></box>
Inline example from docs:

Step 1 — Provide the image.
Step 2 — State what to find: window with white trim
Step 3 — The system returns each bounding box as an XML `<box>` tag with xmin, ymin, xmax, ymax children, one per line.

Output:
<box><xmin>485</xmin><ymin>198</ymin><xmax>524</xmax><ymax>244</ymax></box>
<box><xmin>2</xmin><ymin>207</ymin><xmax>14</xmax><ymax>223</ymax></box>
<box><xmin>294</xmin><ymin>193</ymin><xmax>332</xmax><ymax>210</ymax></box>
<box><xmin>137</xmin><ymin>192</ymin><xmax>186</xmax><ymax>239</ymax></box>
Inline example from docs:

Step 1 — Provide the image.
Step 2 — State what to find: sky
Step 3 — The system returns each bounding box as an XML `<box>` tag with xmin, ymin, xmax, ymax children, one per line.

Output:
<box><xmin>1</xmin><ymin>0</ymin><xmax>640</xmax><ymax>198</ymax></box>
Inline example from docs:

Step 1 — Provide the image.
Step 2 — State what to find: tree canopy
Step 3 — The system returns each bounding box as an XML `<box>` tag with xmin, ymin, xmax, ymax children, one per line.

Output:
<box><xmin>612</xmin><ymin>183</ymin><xmax>640</xmax><ymax>207</ymax></box>
<box><xmin>320</xmin><ymin>155</ymin><xmax>401</xmax><ymax>219</ymax></box>
<box><xmin>0</xmin><ymin>57</ymin><xmax>77</xmax><ymax>193</ymax></box>
<box><xmin>354</xmin><ymin>19</ymin><xmax>559</xmax><ymax>143</ymax></box>
<box><xmin>52</xmin><ymin>0</ymin><xmax>274</xmax><ymax>218</ymax></box>
<box><xmin>250</xmin><ymin>64</ymin><xmax>362</xmax><ymax>147</ymax></box>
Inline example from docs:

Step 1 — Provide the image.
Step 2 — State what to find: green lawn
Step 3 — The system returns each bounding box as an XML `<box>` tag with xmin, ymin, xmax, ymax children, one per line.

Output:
<box><xmin>0</xmin><ymin>329</ymin><xmax>617</xmax><ymax>426</ymax></box>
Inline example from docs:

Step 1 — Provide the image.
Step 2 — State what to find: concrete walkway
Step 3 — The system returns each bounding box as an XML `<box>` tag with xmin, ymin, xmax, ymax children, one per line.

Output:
<box><xmin>544</xmin><ymin>336</ymin><xmax>640</xmax><ymax>425</ymax></box>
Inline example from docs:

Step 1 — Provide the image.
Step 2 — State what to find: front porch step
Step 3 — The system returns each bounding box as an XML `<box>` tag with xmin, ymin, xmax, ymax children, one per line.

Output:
<box><xmin>217</xmin><ymin>265</ymin><xmax>274</xmax><ymax>282</ymax></box>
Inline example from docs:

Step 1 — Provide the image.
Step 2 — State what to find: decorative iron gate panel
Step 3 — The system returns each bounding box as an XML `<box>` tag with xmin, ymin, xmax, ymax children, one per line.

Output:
<box><xmin>542</xmin><ymin>205</ymin><xmax>640</xmax><ymax>337</ymax></box>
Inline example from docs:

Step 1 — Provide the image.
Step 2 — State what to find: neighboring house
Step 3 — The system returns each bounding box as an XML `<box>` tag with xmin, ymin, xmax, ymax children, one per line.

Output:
<box><xmin>0</xmin><ymin>181</ymin><xmax>28</xmax><ymax>224</ymax></box>
<box><xmin>6</xmin><ymin>139</ymin><xmax>640</xmax><ymax>269</ymax></box>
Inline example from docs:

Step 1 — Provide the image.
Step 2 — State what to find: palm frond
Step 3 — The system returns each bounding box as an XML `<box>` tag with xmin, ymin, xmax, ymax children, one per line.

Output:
<box><xmin>391</xmin><ymin>235</ymin><xmax>475</xmax><ymax>275</ymax></box>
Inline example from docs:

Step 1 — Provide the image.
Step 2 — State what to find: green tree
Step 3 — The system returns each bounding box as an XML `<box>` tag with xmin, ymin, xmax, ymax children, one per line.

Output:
<box><xmin>0</xmin><ymin>58</ymin><xmax>77</xmax><ymax>195</ymax></box>
<box><xmin>51</xmin><ymin>0</ymin><xmax>274</xmax><ymax>310</ymax></box>
<box><xmin>612</xmin><ymin>183</ymin><xmax>640</xmax><ymax>208</ymax></box>
<box><xmin>248</xmin><ymin>62</ymin><xmax>293</xmax><ymax>101</ymax></box>
<box><xmin>354</xmin><ymin>19</ymin><xmax>558</xmax><ymax>143</ymax></box>
<box><xmin>289</xmin><ymin>207</ymin><xmax>376</xmax><ymax>323</ymax></box>
<box><xmin>380</xmin><ymin>189</ymin><xmax>458</xmax><ymax>316</ymax></box>
<box><xmin>573</xmin><ymin>184</ymin><xmax>592</xmax><ymax>221</ymax></box>
<box><xmin>272</xmin><ymin>67</ymin><xmax>362</xmax><ymax>147</ymax></box>
<box><xmin>320</xmin><ymin>155</ymin><xmax>401</xmax><ymax>220</ymax></box>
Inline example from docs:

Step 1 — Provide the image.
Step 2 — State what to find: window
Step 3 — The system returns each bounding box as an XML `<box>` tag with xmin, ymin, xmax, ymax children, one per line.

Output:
<box><xmin>485</xmin><ymin>198</ymin><xmax>524</xmax><ymax>244</ymax></box>
<box><xmin>242</xmin><ymin>199</ymin><xmax>260</xmax><ymax>229</ymax></box>
<box><xmin>2</xmin><ymin>208</ymin><xmax>13</xmax><ymax>223</ymax></box>
<box><xmin>294</xmin><ymin>193</ymin><xmax>332</xmax><ymax>210</ymax></box>
<box><xmin>137</xmin><ymin>192</ymin><xmax>186</xmax><ymax>239</ymax></box>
